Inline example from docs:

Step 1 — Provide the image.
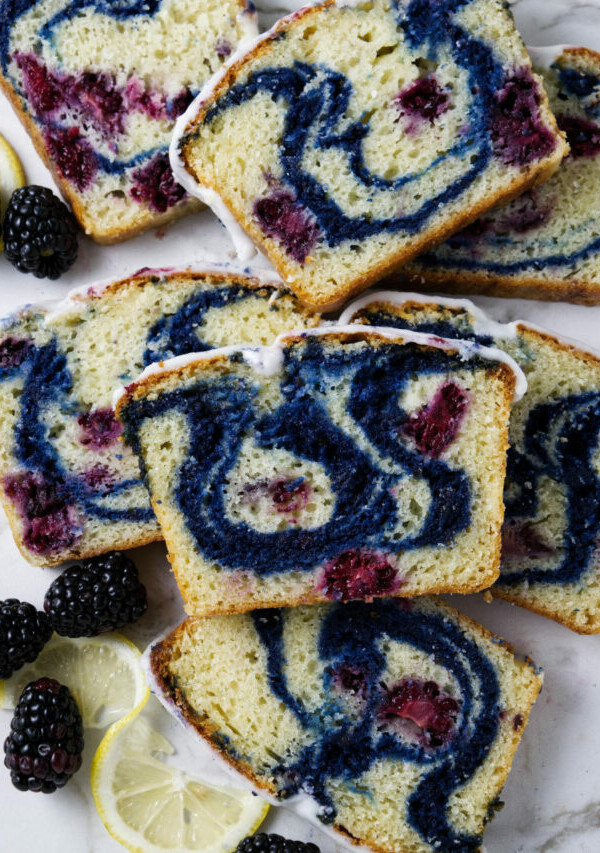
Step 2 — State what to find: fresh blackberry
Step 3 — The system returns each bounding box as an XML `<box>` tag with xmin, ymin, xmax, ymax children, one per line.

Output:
<box><xmin>235</xmin><ymin>835</ymin><xmax>320</xmax><ymax>853</ymax></box>
<box><xmin>3</xmin><ymin>185</ymin><xmax>78</xmax><ymax>279</ymax></box>
<box><xmin>43</xmin><ymin>552</ymin><xmax>147</xmax><ymax>636</ymax></box>
<box><xmin>3</xmin><ymin>677</ymin><xmax>84</xmax><ymax>793</ymax></box>
<box><xmin>0</xmin><ymin>599</ymin><xmax>52</xmax><ymax>679</ymax></box>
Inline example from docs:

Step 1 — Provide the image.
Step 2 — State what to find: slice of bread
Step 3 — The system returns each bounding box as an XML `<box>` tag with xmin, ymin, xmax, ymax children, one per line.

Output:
<box><xmin>0</xmin><ymin>0</ymin><xmax>258</xmax><ymax>242</ymax></box>
<box><xmin>342</xmin><ymin>290</ymin><xmax>600</xmax><ymax>633</ymax></box>
<box><xmin>174</xmin><ymin>0</ymin><xmax>567</xmax><ymax>310</ymax></box>
<box><xmin>115</xmin><ymin>327</ymin><xmax>522</xmax><ymax>615</ymax></box>
<box><xmin>148</xmin><ymin>598</ymin><xmax>543</xmax><ymax>853</ymax></box>
<box><xmin>404</xmin><ymin>47</ymin><xmax>600</xmax><ymax>304</ymax></box>
<box><xmin>0</xmin><ymin>266</ymin><xmax>317</xmax><ymax>566</ymax></box>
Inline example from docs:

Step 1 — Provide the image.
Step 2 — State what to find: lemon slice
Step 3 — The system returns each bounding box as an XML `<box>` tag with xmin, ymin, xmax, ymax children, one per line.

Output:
<box><xmin>91</xmin><ymin>700</ymin><xmax>269</xmax><ymax>853</ymax></box>
<box><xmin>0</xmin><ymin>633</ymin><xmax>148</xmax><ymax>728</ymax></box>
<box><xmin>0</xmin><ymin>132</ymin><xmax>26</xmax><ymax>249</ymax></box>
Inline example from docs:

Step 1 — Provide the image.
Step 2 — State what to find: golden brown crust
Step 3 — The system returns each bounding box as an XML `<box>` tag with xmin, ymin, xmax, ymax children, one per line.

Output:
<box><xmin>0</xmin><ymin>482</ymin><xmax>162</xmax><ymax>568</ymax></box>
<box><xmin>149</xmin><ymin>607</ymin><xmax>543</xmax><ymax>853</ymax></box>
<box><xmin>399</xmin><ymin>268</ymin><xmax>600</xmax><ymax>307</ymax></box>
<box><xmin>490</xmin><ymin>586</ymin><xmax>600</xmax><ymax>635</ymax></box>
<box><xmin>179</xmin><ymin>1</ymin><xmax>567</xmax><ymax>311</ymax></box>
<box><xmin>149</xmin><ymin>633</ymin><xmax>281</xmax><ymax>798</ymax></box>
<box><xmin>0</xmin><ymin>54</ymin><xmax>203</xmax><ymax>242</ymax></box>
<box><xmin>117</xmin><ymin>332</ymin><xmax>515</xmax><ymax>613</ymax></box>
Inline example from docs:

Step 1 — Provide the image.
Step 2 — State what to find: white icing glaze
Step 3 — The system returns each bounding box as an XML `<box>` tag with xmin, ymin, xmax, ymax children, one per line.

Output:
<box><xmin>527</xmin><ymin>44</ymin><xmax>573</xmax><ymax>71</ymax></box>
<box><xmin>169</xmin><ymin>2</ymin><xmax>347</xmax><ymax>261</ymax></box>
<box><xmin>242</xmin><ymin>345</ymin><xmax>285</xmax><ymax>375</ymax></box>
<box><xmin>114</xmin><ymin>321</ymin><xmax>527</xmax><ymax>407</ymax></box>
<box><xmin>339</xmin><ymin>289</ymin><xmax>600</xmax><ymax>379</ymax></box>
<box><xmin>169</xmin><ymin>17</ymin><xmax>276</xmax><ymax>261</ymax></box>
<box><xmin>338</xmin><ymin>289</ymin><xmax>519</xmax><ymax>340</ymax></box>
<box><xmin>281</xmin><ymin>324</ymin><xmax>528</xmax><ymax>401</ymax></box>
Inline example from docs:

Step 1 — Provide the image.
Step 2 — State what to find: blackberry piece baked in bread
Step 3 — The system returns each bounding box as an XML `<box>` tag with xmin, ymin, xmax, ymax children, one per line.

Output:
<box><xmin>148</xmin><ymin>598</ymin><xmax>543</xmax><ymax>853</ymax></box>
<box><xmin>405</xmin><ymin>47</ymin><xmax>600</xmax><ymax>304</ymax></box>
<box><xmin>115</xmin><ymin>327</ymin><xmax>523</xmax><ymax>614</ymax></box>
<box><xmin>0</xmin><ymin>0</ymin><xmax>258</xmax><ymax>242</ymax></box>
<box><xmin>0</xmin><ymin>266</ymin><xmax>317</xmax><ymax>566</ymax></box>
<box><xmin>342</xmin><ymin>290</ymin><xmax>600</xmax><ymax>633</ymax></box>
<box><xmin>173</xmin><ymin>0</ymin><xmax>566</xmax><ymax>309</ymax></box>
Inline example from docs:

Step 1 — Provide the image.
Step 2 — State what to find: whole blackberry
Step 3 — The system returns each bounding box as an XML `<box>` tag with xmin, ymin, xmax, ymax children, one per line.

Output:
<box><xmin>235</xmin><ymin>835</ymin><xmax>320</xmax><ymax>853</ymax></box>
<box><xmin>4</xmin><ymin>185</ymin><xmax>78</xmax><ymax>279</ymax></box>
<box><xmin>3</xmin><ymin>678</ymin><xmax>83</xmax><ymax>793</ymax></box>
<box><xmin>44</xmin><ymin>552</ymin><xmax>147</xmax><ymax>636</ymax></box>
<box><xmin>0</xmin><ymin>599</ymin><xmax>52</xmax><ymax>679</ymax></box>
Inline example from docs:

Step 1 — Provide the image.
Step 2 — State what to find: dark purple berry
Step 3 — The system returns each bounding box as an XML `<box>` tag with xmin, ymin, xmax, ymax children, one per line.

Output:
<box><xmin>3</xmin><ymin>470</ymin><xmax>84</xmax><ymax>557</ymax></box>
<box><xmin>77</xmin><ymin>407</ymin><xmax>122</xmax><ymax>450</ymax></box>
<box><xmin>3</xmin><ymin>678</ymin><xmax>83</xmax><ymax>793</ymax></box>
<box><xmin>379</xmin><ymin>677</ymin><xmax>461</xmax><ymax>748</ymax></box>
<box><xmin>395</xmin><ymin>75</ymin><xmax>451</xmax><ymax>133</ymax></box>
<box><xmin>44</xmin><ymin>552</ymin><xmax>147</xmax><ymax>637</ymax></box>
<box><xmin>319</xmin><ymin>549</ymin><xmax>400</xmax><ymax>601</ymax></box>
<box><xmin>401</xmin><ymin>381</ymin><xmax>469</xmax><ymax>458</ymax></box>
<box><xmin>3</xmin><ymin>185</ymin><xmax>79</xmax><ymax>279</ymax></box>
<box><xmin>491</xmin><ymin>67</ymin><xmax>557</xmax><ymax>166</ymax></box>
<box><xmin>254</xmin><ymin>189</ymin><xmax>321</xmax><ymax>264</ymax></box>
<box><xmin>130</xmin><ymin>152</ymin><xmax>186</xmax><ymax>213</ymax></box>
<box><xmin>235</xmin><ymin>834</ymin><xmax>320</xmax><ymax>853</ymax></box>
<box><xmin>0</xmin><ymin>600</ymin><xmax>52</xmax><ymax>679</ymax></box>
<box><xmin>557</xmin><ymin>114</ymin><xmax>600</xmax><ymax>158</ymax></box>
<box><xmin>45</xmin><ymin>127</ymin><xmax>98</xmax><ymax>191</ymax></box>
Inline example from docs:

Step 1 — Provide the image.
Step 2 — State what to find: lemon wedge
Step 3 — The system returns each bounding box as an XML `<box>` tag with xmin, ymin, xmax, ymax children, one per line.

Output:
<box><xmin>0</xmin><ymin>632</ymin><xmax>148</xmax><ymax>728</ymax></box>
<box><xmin>0</xmin><ymin>132</ymin><xmax>26</xmax><ymax>249</ymax></box>
<box><xmin>91</xmin><ymin>699</ymin><xmax>269</xmax><ymax>853</ymax></box>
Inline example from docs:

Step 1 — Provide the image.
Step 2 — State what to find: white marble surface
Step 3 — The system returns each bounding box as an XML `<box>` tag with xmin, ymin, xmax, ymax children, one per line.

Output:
<box><xmin>2</xmin><ymin>1</ymin><xmax>600</xmax><ymax>851</ymax></box>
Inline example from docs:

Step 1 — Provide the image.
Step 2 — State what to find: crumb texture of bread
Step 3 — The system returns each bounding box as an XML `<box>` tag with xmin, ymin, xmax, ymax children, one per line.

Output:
<box><xmin>0</xmin><ymin>268</ymin><xmax>317</xmax><ymax>566</ymax></box>
<box><xmin>150</xmin><ymin>598</ymin><xmax>543</xmax><ymax>853</ymax></box>
<box><xmin>345</xmin><ymin>292</ymin><xmax>600</xmax><ymax>633</ymax></box>
<box><xmin>180</xmin><ymin>0</ymin><xmax>566</xmax><ymax>309</ymax></box>
<box><xmin>404</xmin><ymin>46</ymin><xmax>600</xmax><ymax>303</ymax></box>
<box><xmin>0</xmin><ymin>0</ymin><xmax>257</xmax><ymax>241</ymax></box>
<box><xmin>117</xmin><ymin>331</ymin><xmax>515</xmax><ymax>614</ymax></box>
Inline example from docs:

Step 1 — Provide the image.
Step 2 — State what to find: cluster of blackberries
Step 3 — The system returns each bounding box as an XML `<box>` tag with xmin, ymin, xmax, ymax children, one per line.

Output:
<box><xmin>1</xmin><ymin>552</ymin><xmax>147</xmax><ymax>793</ymax></box>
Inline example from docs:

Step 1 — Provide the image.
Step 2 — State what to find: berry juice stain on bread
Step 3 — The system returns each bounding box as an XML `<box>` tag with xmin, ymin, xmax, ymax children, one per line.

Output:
<box><xmin>342</xmin><ymin>291</ymin><xmax>600</xmax><ymax>633</ymax></box>
<box><xmin>173</xmin><ymin>0</ymin><xmax>567</xmax><ymax>310</ymax></box>
<box><xmin>115</xmin><ymin>328</ymin><xmax>523</xmax><ymax>615</ymax></box>
<box><xmin>405</xmin><ymin>47</ymin><xmax>600</xmax><ymax>304</ymax></box>
<box><xmin>0</xmin><ymin>267</ymin><xmax>317</xmax><ymax>566</ymax></box>
<box><xmin>0</xmin><ymin>0</ymin><xmax>258</xmax><ymax>242</ymax></box>
<box><xmin>148</xmin><ymin>598</ymin><xmax>543</xmax><ymax>853</ymax></box>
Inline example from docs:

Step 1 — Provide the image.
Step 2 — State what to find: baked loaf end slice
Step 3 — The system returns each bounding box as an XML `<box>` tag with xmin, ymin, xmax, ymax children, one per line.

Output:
<box><xmin>404</xmin><ymin>46</ymin><xmax>600</xmax><ymax>304</ymax></box>
<box><xmin>0</xmin><ymin>0</ymin><xmax>258</xmax><ymax>242</ymax></box>
<box><xmin>342</xmin><ymin>290</ymin><xmax>600</xmax><ymax>633</ymax></box>
<box><xmin>116</xmin><ymin>328</ymin><xmax>520</xmax><ymax>615</ymax></box>
<box><xmin>0</xmin><ymin>266</ymin><xmax>317</xmax><ymax>567</ymax></box>
<box><xmin>176</xmin><ymin>0</ymin><xmax>567</xmax><ymax>310</ymax></box>
<box><xmin>148</xmin><ymin>598</ymin><xmax>543</xmax><ymax>853</ymax></box>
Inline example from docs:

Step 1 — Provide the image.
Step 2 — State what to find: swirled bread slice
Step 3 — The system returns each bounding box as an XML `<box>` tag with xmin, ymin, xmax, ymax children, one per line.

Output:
<box><xmin>0</xmin><ymin>0</ymin><xmax>257</xmax><ymax>242</ymax></box>
<box><xmin>115</xmin><ymin>328</ymin><xmax>521</xmax><ymax>614</ymax></box>
<box><xmin>0</xmin><ymin>267</ymin><xmax>317</xmax><ymax>566</ymax></box>
<box><xmin>341</xmin><ymin>291</ymin><xmax>600</xmax><ymax>633</ymax></box>
<box><xmin>148</xmin><ymin>598</ymin><xmax>543</xmax><ymax>853</ymax></box>
<box><xmin>174</xmin><ymin>0</ymin><xmax>566</xmax><ymax>309</ymax></box>
<box><xmin>404</xmin><ymin>47</ymin><xmax>600</xmax><ymax>304</ymax></box>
